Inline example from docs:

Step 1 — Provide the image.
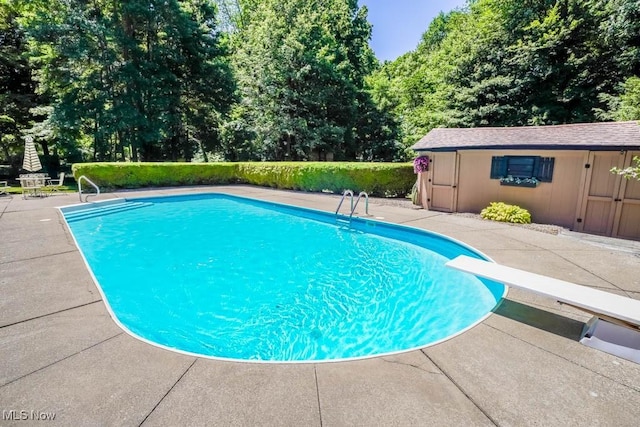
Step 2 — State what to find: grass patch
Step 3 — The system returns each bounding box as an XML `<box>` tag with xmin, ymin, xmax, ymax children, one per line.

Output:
<box><xmin>1</xmin><ymin>184</ymin><xmax>77</xmax><ymax>195</ymax></box>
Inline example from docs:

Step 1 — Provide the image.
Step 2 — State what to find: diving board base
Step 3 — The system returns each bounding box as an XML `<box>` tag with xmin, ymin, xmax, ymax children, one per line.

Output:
<box><xmin>580</xmin><ymin>317</ymin><xmax>640</xmax><ymax>364</ymax></box>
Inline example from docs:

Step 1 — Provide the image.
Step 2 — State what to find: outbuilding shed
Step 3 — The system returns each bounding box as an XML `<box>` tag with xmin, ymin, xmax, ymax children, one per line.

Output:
<box><xmin>411</xmin><ymin>121</ymin><xmax>640</xmax><ymax>240</ymax></box>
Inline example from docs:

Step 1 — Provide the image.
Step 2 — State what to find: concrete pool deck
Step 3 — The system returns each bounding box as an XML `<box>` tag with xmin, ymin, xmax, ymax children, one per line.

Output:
<box><xmin>1</xmin><ymin>185</ymin><xmax>639</xmax><ymax>426</ymax></box>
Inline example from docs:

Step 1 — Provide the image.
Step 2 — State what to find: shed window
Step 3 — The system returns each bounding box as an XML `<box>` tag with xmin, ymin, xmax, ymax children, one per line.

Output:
<box><xmin>490</xmin><ymin>156</ymin><xmax>555</xmax><ymax>182</ymax></box>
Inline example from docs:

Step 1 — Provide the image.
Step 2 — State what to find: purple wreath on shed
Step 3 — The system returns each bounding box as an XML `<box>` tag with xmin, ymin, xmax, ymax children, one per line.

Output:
<box><xmin>413</xmin><ymin>156</ymin><xmax>429</xmax><ymax>173</ymax></box>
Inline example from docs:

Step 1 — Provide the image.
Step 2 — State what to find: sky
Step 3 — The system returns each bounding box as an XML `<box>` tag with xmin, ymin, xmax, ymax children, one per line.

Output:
<box><xmin>359</xmin><ymin>0</ymin><xmax>469</xmax><ymax>62</ymax></box>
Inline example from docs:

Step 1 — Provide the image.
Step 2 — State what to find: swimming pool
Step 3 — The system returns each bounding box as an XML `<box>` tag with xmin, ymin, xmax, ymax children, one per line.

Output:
<box><xmin>61</xmin><ymin>193</ymin><xmax>505</xmax><ymax>362</ymax></box>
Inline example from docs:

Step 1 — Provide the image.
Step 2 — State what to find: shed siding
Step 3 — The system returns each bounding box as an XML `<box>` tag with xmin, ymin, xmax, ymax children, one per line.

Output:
<box><xmin>579</xmin><ymin>152</ymin><xmax>624</xmax><ymax>235</ymax></box>
<box><xmin>430</xmin><ymin>152</ymin><xmax>458</xmax><ymax>212</ymax></box>
<box><xmin>612</xmin><ymin>151</ymin><xmax>640</xmax><ymax>239</ymax></box>
<box><xmin>413</xmin><ymin>121</ymin><xmax>640</xmax><ymax>239</ymax></box>
<box><xmin>449</xmin><ymin>150</ymin><xmax>586</xmax><ymax>228</ymax></box>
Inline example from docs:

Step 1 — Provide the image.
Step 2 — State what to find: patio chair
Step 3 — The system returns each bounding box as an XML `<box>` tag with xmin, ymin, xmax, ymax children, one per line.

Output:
<box><xmin>46</xmin><ymin>172</ymin><xmax>65</xmax><ymax>193</ymax></box>
<box><xmin>0</xmin><ymin>180</ymin><xmax>7</xmax><ymax>195</ymax></box>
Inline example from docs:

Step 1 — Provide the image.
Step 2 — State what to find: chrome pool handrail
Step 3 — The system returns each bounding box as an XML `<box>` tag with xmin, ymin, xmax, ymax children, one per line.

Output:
<box><xmin>350</xmin><ymin>191</ymin><xmax>369</xmax><ymax>218</ymax></box>
<box><xmin>78</xmin><ymin>175</ymin><xmax>101</xmax><ymax>202</ymax></box>
<box><xmin>335</xmin><ymin>189</ymin><xmax>354</xmax><ymax>217</ymax></box>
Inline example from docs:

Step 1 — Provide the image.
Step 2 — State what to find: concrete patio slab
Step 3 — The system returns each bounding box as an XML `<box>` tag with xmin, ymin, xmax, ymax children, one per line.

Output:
<box><xmin>485</xmin><ymin>301</ymin><xmax>640</xmax><ymax>391</ymax></box>
<box><xmin>548</xmin><ymin>250</ymin><xmax>640</xmax><ymax>294</ymax></box>
<box><xmin>0</xmin><ymin>302</ymin><xmax>120</xmax><ymax>386</ymax></box>
<box><xmin>142</xmin><ymin>362</ymin><xmax>319</xmax><ymax>427</ymax></box>
<box><xmin>0</xmin><ymin>251</ymin><xmax>99</xmax><ymax>326</ymax></box>
<box><xmin>0</xmin><ymin>209</ymin><xmax>70</xmax><ymax>245</ymax></box>
<box><xmin>0</xmin><ymin>193</ymin><xmax>86</xmax><ymax>212</ymax></box>
<box><xmin>315</xmin><ymin>351</ymin><xmax>495</xmax><ymax>426</ymax></box>
<box><xmin>0</xmin><ymin>334</ymin><xmax>195</xmax><ymax>426</ymax></box>
<box><xmin>439</xmin><ymin>229</ymin><xmax>544</xmax><ymax>252</ymax></box>
<box><xmin>490</xmin><ymin>226</ymin><xmax>600</xmax><ymax>251</ymax></box>
<box><xmin>427</xmin><ymin>214</ymin><xmax>513</xmax><ymax>231</ymax></box>
<box><xmin>0</xmin><ymin>235</ymin><xmax>77</xmax><ymax>264</ymax></box>
<box><xmin>483</xmin><ymin>248</ymin><xmax>622</xmax><ymax>290</ymax></box>
<box><xmin>1</xmin><ymin>185</ymin><xmax>638</xmax><ymax>426</ymax></box>
<box><xmin>425</xmin><ymin>323</ymin><xmax>640</xmax><ymax>426</ymax></box>
<box><xmin>397</xmin><ymin>217</ymin><xmax>482</xmax><ymax>236</ymax></box>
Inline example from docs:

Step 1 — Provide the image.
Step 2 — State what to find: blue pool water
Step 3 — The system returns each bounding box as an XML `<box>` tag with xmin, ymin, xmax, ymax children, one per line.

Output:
<box><xmin>62</xmin><ymin>194</ymin><xmax>505</xmax><ymax>362</ymax></box>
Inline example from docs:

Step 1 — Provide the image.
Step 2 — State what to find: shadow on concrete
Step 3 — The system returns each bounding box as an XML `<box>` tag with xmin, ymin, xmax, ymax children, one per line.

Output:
<box><xmin>494</xmin><ymin>299</ymin><xmax>585</xmax><ymax>341</ymax></box>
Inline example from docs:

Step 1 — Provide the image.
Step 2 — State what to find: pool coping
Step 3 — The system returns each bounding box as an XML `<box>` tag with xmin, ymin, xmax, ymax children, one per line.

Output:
<box><xmin>1</xmin><ymin>185</ymin><xmax>639</xmax><ymax>426</ymax></box>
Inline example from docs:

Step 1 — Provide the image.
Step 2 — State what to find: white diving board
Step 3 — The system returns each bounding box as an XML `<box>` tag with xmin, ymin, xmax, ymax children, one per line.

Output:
<box><xmin>446</xmin><ymin>255</ymin><xmax>640</xmax><ymax>329</ymax></box>
<box><xmin>446</xmin><ymin>255</ymin><xmax>640</xmax><ymax>363</ymax></box>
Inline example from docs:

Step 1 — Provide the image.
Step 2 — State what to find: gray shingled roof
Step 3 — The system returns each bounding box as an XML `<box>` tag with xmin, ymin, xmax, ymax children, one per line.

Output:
<box><xmin>411</xmin><ymin>121</ymin><xmax>640</xmax><ymax>151</ymax></box>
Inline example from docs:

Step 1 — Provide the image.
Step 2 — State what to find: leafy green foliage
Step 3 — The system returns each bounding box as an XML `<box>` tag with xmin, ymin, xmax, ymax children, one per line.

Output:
<box><xmin>611</xmin><ymin>156</ymin><xmax>640</xmax><ymax>181</ymax></box>
<box><xmin>368</xmin><ymin>0</ymin><xmax>640</xmax><ymax>146</ymax></box>
<box><xmin>19</xmin><ymin>0</ymin><xmax>235</xmax><ymax>163</ymax></box>
<box><xmin>601</xmin><ymin>76</ymin><xmax>640</xmax><ymax>121</ymax></box>
<box><xmin>237</xmin><ymin>162</ymin><xmax>414</xmax><ymax>196</ymax></box>
<box><xmin>71</xmin><ymin>162</ymin><xmax>238</xmax><ymax>188</ymax></box>
<box><xmin>481</xmin><ymin>202</ymin><xmax>532</xmax><ymax>224</ymax></box>
<box><xmin>410</xmin><ymin>182</ymin><xmax>419</xmax><ymax>205</ymax></box>
<box><xmin>72</xmin><ymin>161</ymin><xmax>415</xmax><ymax>197</ymax></box>
<box><xmin>5</xmin><ymin>0</ymin><xmax>640</xmax><ymax>171</ymax></box>
<box><xmin>0</xmin><ymin>1</ymin><xmax>42</xmax><ymax>163</ymax></box>
<box><xmin>228</xmin><ymin>0</ymin><xmax>402</xmax><ymax>161</ymax></box>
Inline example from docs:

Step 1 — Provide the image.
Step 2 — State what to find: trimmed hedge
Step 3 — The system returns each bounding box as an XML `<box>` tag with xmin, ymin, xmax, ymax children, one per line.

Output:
<box><xmin>72</xmin><ymin>162</ymin><xmax>415</xmax><ymax>197</ymax></box>
<box><xmin>71</xmin><ymin>163</ymin><xmax>237</xmax><ymax>188</ymax></box>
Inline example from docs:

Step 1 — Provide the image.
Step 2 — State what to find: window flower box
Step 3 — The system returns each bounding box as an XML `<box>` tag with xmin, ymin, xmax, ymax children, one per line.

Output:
<box><xmin>499</xmin><ymin>176</ymin><xmax>539</xmax><ymax>188</ymax></box>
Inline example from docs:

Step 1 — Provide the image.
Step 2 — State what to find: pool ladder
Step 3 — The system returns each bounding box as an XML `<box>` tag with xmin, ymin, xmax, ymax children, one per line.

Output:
<box><xmin>78</xmin><ymin>175</ymin><xmax>101</xmax><ymax>202</ymax></box>
<box><xmin>335</xmin><ymin>190</ymin><xmax>369</xmax><ymax>222</ymax></box>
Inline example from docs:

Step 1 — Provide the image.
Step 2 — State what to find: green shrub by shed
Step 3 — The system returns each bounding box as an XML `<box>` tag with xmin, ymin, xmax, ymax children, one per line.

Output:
<box><xmin>480</xmin><ymin>202</ymin><xmax>532</xmax><ymax>224</ymax></box>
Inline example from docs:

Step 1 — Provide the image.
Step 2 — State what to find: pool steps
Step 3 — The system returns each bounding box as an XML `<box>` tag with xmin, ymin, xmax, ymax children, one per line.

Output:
<box><xmin>64</xmin><ymin>201</ymin><xmax>153</xmax><ymax>222</ymax></box>
<box><xmin>335</xmin><ymin>216</ymin><xmax>351</xmax><ymax>227</ymax></box>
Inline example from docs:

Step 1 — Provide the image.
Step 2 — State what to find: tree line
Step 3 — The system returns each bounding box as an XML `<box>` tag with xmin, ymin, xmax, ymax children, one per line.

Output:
<box><xmin>368</xmin><ymin>0</ymin><xmax>640</xmax><ymax>147</ymax></box>
<box><xmin>1</xmin><ymin>0</ymin><xmax>639</xmax><ymax>173</ymax></box>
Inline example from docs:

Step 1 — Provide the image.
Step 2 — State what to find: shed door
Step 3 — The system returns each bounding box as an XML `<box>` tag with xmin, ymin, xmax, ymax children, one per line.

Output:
<box><xmin>429</xmin><ymin>152</ymin><xmax>458</xmax><ymax>212</ymax></box>
<box><xmin>578</xmin><ymin>152</ymin><xmax>625</xmax><ymax>236</ymax></box>
<box><xmin>613</xmin><ymin>151</ymin><xmax>640</xmax><ymax>240</ymax></box>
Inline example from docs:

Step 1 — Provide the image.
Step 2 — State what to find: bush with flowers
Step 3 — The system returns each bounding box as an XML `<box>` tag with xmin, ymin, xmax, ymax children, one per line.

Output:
<box><xmin>413</xmin><ymin>156</ymin><xmax>429</xmax><ymax>173</ymax></box>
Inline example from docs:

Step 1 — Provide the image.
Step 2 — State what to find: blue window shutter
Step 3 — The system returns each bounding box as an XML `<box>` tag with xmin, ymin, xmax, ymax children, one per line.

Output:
<box><xmin>534</xmin><ymin>157</ymin><xmax>555</xmax><ymax>182</ymax></box>
<box><xmin>533</xmin><ymin>157</ymin><xmax>541</xmax><ymax>178</ymax></box>
<box><xmin>490</xmin><ymin>156</ymin><xmax>507</xmax><ymax>179</ymax></box>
